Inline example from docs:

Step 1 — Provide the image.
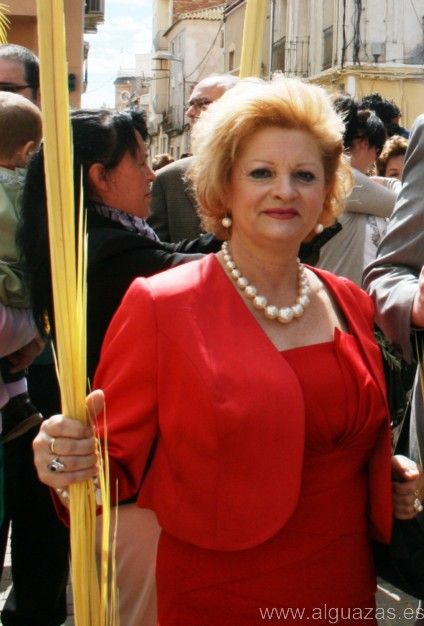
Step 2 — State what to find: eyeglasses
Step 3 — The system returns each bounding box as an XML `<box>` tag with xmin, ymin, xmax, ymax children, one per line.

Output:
<box><xmin>185</xmin><ymin>97</ymin><xmax>213</xmax><ymax>112</ymax></box>
<box><xmin>0</xmin><ymin>82</ymin><xmax>36</xmax><ymax>93</ymax></box>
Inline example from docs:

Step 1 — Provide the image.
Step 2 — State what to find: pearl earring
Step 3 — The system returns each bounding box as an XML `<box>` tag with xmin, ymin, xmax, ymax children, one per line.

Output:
<box><xmin>314</xmin><ymin>223</ymin><xmax>324</xmax><ymax>234</ymax></box>
<box><xmin>222</xmin><ymin>215</ymin><xmax>232</xmax><ymax>228</ymax></box>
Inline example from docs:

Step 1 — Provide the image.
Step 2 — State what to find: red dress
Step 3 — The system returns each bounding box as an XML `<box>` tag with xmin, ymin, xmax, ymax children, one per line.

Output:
<box><xmin>156</xmin><ymin>333</ymin><xmax>385</xmax><ymax>625</ymax></box>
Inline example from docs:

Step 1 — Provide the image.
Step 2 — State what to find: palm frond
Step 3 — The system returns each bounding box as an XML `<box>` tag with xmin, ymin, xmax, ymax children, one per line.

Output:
<box><xmin>35</xmin><ymin>1</ymin><xmax>118</xmax><ymax>624</ymax></box>
<box><xmin>0</xmin><ymin>4</ymin><xmax>10</xmax><ymax>45</ymax></box>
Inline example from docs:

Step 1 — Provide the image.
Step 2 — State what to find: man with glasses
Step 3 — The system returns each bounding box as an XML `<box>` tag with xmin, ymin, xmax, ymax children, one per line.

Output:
<box><xmin>0</xmin><ymin>44</ymin><xmax>69</xmax><ymax>626</ymax></box>
<box><xmin>0</xmin><ymin>44</ymin><xmax>40</xmax><ymax>106</ymax></box>
<box><xmin>184</xmin><ymin>75</ymin><xmax>238</xmax><ymax>127</ymax></box>
<box><xmin>148</xmin><ymin>74</ymin><xmax>239</xmax><ymax>242</ymax></box>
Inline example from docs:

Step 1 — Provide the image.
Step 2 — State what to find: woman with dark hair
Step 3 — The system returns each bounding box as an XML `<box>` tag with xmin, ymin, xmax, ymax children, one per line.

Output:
<box><xmin>336</xmin><ymin>95</ymin><xmax>387</xmax><ymax>171</ymax></box>
<box><xmin>360</xmin><ymin>92</ymin><xmax>409</xmax><ymax>139</ymax></box>
<box><xmin>317</xmin><ymin>95</ymin><xmax>401</xmax><ymax>285</ymax></box>
<box><xmin>18</xmin><ymin>107</ymin><xmax>222</xmax><ymax>626</ymax></box>
<box><xmin>19</xmin><ymin>108</ymin><xmax>220</xmax><ymax>381</ymax></box>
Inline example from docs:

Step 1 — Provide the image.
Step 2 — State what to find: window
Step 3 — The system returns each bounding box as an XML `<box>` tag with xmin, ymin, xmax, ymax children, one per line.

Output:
<box><xmin>322</xmin><ymin>26</ymin><xmax>333</xmax><ymax>70</ymax></box>
<box><xmin>272</xmin><ymin>36</ymin><xmax>285</xmax><ymax>72</ymax></box>
<box><xmin>85</xmin><ymin>0</ymin><xmax>104</xmax><ymax>12</ymax></box>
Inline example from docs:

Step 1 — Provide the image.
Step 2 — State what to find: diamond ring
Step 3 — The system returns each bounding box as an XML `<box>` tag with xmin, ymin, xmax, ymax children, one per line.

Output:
<box><xmin>47</xmin><ymin>457</ymin><xmax>65</xmax><ymax>473</ymax></box>
<box><xmin>413</xmin><ymin>498</ymin><xmax>423</xmax><ymax>513</ymax></box>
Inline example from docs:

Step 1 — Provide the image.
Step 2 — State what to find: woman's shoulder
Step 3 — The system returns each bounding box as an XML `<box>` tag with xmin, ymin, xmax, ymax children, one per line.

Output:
<box><xmin>128</xmin><ymin>253</ymin><xmax>214</xmax><ymax>301</ymax></box>
<box><xmin>312</xmin><ymin>265</ymin><xmax>370</xmax><ymax>295</ymax></box>
<box><xmin>311</xmin><ymin>266</ymin><xmax>374</xmax><ymax>318</ymax></box>
<box><xmin>88</xmin><ymin>222</ymin><xmax>172</xmax><ymax>268</ymax></box>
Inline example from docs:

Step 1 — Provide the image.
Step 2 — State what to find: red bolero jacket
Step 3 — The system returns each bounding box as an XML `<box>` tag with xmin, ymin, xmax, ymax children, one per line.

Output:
<box><xmin>94</xmin><ymin>254</ymin><xmax>393</xmax><ymax>551</ymax></box>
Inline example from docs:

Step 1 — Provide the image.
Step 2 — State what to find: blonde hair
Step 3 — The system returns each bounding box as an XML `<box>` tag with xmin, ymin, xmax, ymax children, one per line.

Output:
<box><xmin>189</xmin><ymin>76</ymin><xmax>352</xmax><ymax>240</ymax></box>
<box><xmin>0</xmin><ymin>91</ymin><xmax>42</xmax><ymax>161</ymax></box>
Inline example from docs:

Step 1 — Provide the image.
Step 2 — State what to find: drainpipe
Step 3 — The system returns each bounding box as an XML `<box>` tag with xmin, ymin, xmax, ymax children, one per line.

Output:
<box><xmin>269</xmin><ymin>0</ymin><xmax>275</xmax><ymax>78</ymax></box>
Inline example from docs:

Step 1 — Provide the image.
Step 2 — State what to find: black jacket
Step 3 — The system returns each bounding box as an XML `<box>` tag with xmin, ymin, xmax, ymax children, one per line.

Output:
<box><xmin>87</xmin><ymin>210</ymin><xmax>220</xmax><ymax>379</ymax></box>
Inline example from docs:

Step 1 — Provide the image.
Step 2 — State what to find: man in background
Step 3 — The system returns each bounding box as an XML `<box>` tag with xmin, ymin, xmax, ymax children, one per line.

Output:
<box><xmin>0</xmin><ymin>44</ymin><xmax>40</xmax><ymax>107</ymax></box>
<box><xmin>148</xmin><ymin>74</ymin><xmax>239</xmax><ymax>242</ymax></box>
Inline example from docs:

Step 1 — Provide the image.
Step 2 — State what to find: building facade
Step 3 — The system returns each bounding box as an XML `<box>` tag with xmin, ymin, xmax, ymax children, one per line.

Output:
<box><xmin>150</xmin><ymin>0</ymin><xmax>225</xmax><ymax>158</ymax></box>
<box><xmin>223</xmin><ymin>0</ymin><xmax>424</xmax><ymax>129</ymax></box>
<box><xmin>114</xmin><ymin>54</ymin><xmax>152</xmax><ymax>113</ymax></box>
<box><xmin>3</xmin><ymin>0</ymin><xmax>104</xmax><ymax>108</ymax></box>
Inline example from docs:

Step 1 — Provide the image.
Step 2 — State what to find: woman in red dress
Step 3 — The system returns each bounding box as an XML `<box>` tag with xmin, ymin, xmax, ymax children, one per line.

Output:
<box><xmin>33</xmin><ymin>77</ymin><xmax>423</xmax><ymax>625</ymax></box>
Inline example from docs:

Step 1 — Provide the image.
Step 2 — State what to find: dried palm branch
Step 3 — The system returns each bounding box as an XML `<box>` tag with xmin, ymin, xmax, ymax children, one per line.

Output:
<box><xmin>239</xmin><ymin>0</ymin><xmax>267</xmax><ymax>78</ymax></box>
<box><xmin>0</xmin><ymin>4</ymin><xmax>9</xmax><ymax>44</ymax></box>
<box><xmin>35</xmin><ymin>1</ymin><xmax>118</xmax><ymax>624</ymax></box>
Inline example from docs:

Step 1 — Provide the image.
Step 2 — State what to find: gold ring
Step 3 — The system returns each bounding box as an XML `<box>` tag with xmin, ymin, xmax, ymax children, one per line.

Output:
<box><xmin>49</xmin><ymin>437</ymin><xmax>56</xmax><ymax>455</ymax></box>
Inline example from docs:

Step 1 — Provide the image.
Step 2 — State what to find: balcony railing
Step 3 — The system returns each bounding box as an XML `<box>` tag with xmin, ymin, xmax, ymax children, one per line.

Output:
<box><xmin>85</xmin><ymin>0</ymin><xmax>104</xmax><ymax>12</ymax></box>
<box><xmin>272</xmin><ymin>36</ymin><xmax>310</xmax><ymax>78</ymax></box>
<box><xmin>84</xmin><ymin>0</ymin><xmax>104</xmax><ymax>33</ymax></box>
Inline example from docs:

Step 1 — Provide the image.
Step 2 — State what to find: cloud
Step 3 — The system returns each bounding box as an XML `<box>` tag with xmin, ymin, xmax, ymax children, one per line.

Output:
<box><xmin>105</xmin><ymin>16</ymin><xmax>143</xmax><ymax>33</ymax></box>
<box><xmin>86</xmin><ymin>49</ymin><xmax>123</xmax><ymax>75</ymax></box>
<box><xmin>86</xmin><ymin>15</ymin><xmax>152</xmax><ymax>53</ymax></box>
<box><xmin>82</xmin><ymin>0</ymin><xmax>152</xmax><ymax>107</ymax></box>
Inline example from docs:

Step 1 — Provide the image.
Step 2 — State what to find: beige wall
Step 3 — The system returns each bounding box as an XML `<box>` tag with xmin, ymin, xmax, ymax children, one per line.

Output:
<box><xmin>171</xmin><ymin>17</ymin><xmax>224</xmax><ymax>88</ymax></box>
<box><xmin>6</xmin><ymin>16</ymin><xmax>38</xmax><ymax>52</ymax></box>
<box><xmin>224</xmin><ymin>3</ymin><xmax>245</xmax><ymax>74</ymax></box>
<box><xmin>3</xmin><ymin>0</ymin><xmax>85</xmax><ymax>108</ymax></box>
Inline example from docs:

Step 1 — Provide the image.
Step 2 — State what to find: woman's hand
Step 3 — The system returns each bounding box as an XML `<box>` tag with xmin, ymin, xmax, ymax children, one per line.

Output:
<box><xmin>32</xmin><ymin>390</ymin><xmax>104</xmax><ymax>494</ymax></box>
<box><xmin>392</xmin><ymin>454</ymin><xmax>424</xmax><ymax>519</ymax></box>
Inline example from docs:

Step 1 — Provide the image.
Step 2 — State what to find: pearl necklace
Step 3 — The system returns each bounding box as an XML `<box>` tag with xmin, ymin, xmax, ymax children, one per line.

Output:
<box><xmin>221</xmin><ymin>241</ymin><xmax>311</xmax><ymax>324</ymax></box>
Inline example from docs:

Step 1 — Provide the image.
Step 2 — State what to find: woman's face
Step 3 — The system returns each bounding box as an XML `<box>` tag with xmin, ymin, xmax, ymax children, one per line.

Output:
<box><xmin>103</xmin><ymin>131</ymin><xmax>155</xmax><ymax>219</ymax></box>
<box><xmin>226</xmin><ymin>126</ymin><xmax>328</xmax><ymax>249</ymax></box>
<box><xmin>384</xmin><ymin>154</ymin><xmax>405</xmax><ymax>180</ymax></box>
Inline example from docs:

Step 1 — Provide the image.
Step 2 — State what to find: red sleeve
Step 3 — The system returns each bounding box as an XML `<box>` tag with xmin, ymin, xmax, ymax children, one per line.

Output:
<box><xmin>341</xmin><ymin>276</ymin><xmax>376</xmax><ymax>332</ymax></box>
<box><xmin>93</xmin><ymin>277</ymin><xmax>159</xmax><ymax>503</ymax></box>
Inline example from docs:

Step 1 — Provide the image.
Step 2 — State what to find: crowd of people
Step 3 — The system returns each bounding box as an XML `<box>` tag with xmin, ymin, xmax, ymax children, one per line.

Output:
<box><xmin>0</xmin><ymin>41</ymin><xmax>423</xmax><ymax>626</ymax></box>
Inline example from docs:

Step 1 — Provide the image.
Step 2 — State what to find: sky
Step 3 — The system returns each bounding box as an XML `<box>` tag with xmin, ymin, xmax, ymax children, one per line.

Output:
<box><xmin>82</xmin><ymin>0</ymin><xmax>153</xmax><ymax>108</ymax></box>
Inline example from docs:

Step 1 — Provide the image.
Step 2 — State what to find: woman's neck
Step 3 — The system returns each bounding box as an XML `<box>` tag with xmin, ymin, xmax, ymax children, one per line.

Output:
<box><xmin>222</xmin><ymin>235</ymin><xmax>300</xmax><ymax>299</ymax></box>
